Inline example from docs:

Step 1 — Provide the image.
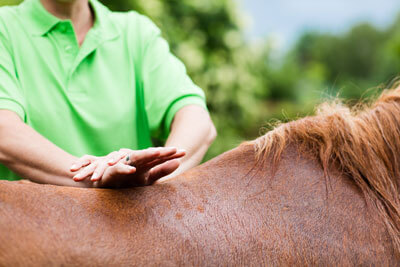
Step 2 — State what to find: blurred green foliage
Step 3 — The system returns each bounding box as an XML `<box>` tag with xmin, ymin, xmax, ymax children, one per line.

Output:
<box><xmin>1</xmin><ymin>0</ymin><xmax>400</xmax><ymax>160</ymax></box>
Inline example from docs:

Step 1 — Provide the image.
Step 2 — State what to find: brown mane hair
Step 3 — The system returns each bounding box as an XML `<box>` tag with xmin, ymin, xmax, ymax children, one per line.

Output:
<box><xmin>255</xmin><ymin>85</ymin><xmax>400</xmax><ymax>254</ymax></box>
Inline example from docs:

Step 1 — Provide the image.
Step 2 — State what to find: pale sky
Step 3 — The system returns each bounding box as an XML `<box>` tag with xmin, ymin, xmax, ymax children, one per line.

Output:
<box><xmin>237</xmin><ymin>0</ymin><xmax>400</xmax><ymax>50</ymax></box>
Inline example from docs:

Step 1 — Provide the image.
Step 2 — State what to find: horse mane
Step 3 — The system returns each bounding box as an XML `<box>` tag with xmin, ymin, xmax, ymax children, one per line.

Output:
<box><xmin>254</xmin><ymin>85</ymin><xmax>400</xmax><ymax>254</ymax></box>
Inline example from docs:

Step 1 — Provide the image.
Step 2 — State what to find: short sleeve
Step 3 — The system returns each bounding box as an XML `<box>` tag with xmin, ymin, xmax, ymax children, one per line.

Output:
<box><xmin>0</xmin><ymin>30</ymin><xmax>26</xmax><ymax>121</ymax></box>
<box><xmin>139</xmin><ymin>16</ymin><xmax>207</xmax><ymax>140</ymax></box>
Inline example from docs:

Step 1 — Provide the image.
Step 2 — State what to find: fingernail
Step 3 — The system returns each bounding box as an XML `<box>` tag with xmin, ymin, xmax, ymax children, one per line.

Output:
<box><xmin>108</xmin><ymin>159</ymin><xmax>115</xmax><ymax>165</ymax></box>
<box><xmin>91</xmin><ymin>172</ymin><xmax>100</xmax><ymax>180</ymax></box>
<box><xmin>178</xmin><ymin>149</ymin><xmax>186</xmax><ymax>153</ymax></box>
<box><xmin>71</xmin><ymin>164</ymin><xmax>77</xmax><ymax>170</ymax></box>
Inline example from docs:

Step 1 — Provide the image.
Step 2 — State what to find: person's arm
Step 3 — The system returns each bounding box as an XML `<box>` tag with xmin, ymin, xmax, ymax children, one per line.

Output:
<box><xmin>160</xmin><ymin>105</ymin><xmax>217</xmax><ymax>181</ymax></box>
<box><xmin>0</xmin><ymin>110</ymin><xmax>85</xmax><ymax>187</ymax></box>
<box><xmin>0</xmin><ymin>110</ymin><xmax>185</xmax><ymax>188</ymax></box>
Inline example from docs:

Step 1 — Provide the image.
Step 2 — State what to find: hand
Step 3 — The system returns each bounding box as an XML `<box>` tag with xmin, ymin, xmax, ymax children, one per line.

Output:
<box><xmin>70</xmin><ymin>147</ymin><xmax>185</xmax><ymax>188</ymax></box>
<box><xmin>70</xmin><ymin>149</ymin><xmax>131</xmax><ymax>178</ymax></box>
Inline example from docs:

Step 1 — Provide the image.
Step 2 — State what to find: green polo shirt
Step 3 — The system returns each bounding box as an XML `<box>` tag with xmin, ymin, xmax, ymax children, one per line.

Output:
<box><xmin>0</xmin><ymin>0</ymin><xmax>207</xmax><ymax>181</ymax></box>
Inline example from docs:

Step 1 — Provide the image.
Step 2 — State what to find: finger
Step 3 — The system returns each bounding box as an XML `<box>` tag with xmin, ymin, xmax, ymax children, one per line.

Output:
<box><xmin>143</xmin><ymin>150</ymin><xmax>186</xmax><ymax>170</ymax></box>
<box><xmin>127</xmin><ymin>148</ymin><xmax>163</xmax><ymax>166</ymax></box>
<box><xmin>147</xmin><ymin>159</ymin><xmax>180</xmax><ymax>185</ymax></box>
<box><xmin>73</xmin><ymin>163</ymin><xmax>98</xmax><ymax>182</ymax></box>
<box><xmin>161</xmin><ymin>149</ymin><xmax>185</xmax><ymax>161</ymax></box>
<box><xmin>70</xmin><ymin>155</ymin><xmax>96</xmax><ymax>172</ymax></box>
<box><xmin>107</xmin><ymin>151</ymin><xmax>127</xmax><ymax>166</ymax></box>
<box><xmin>132</xmin><ymin>147</ymin><xmax>181</xmax><ymax>166</ymax></box>
<box><xmin>133</xmin><ymin>148</ymin><xmax>183</xmax><ymax>171</ymax></box>
<box><xmin>102</xmin><ymin>162</ymin><xmax>136</xmax><ymax>181</ymax></box>
<box><xmin>157</xmin><ymin>147</ymin><xmax>182</xmax><ymax>158</ymax></box>
<box><xmin>91</xmin><ymin>160</ymin><xmax>111</xmax><ymax>182</ymax></box>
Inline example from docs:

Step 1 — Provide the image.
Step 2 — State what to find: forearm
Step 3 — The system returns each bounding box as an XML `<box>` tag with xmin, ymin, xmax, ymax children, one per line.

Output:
<box><xmin>162</xmin><ymin>105</ymin><xmax>216</xmax><ymax>180</ymax></box>
<box><xmin>0</xmin><ymin>110</ymin><xmax>88</xmax><ymax>187</ymax></box>
<box><xmin>168</xmin><ymin>143</ymin><xmax>208</xmax><ymax>174</ymax></box>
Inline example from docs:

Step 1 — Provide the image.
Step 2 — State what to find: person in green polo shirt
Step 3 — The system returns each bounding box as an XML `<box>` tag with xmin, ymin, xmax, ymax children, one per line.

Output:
<box><xmin>0</xmin><ymin>0</ymin><xmax>216</xmax><ymax>188</ymax></box>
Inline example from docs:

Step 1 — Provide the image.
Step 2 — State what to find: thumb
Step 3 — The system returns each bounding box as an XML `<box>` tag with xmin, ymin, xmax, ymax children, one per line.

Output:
<box><xmin>147</xmin><ymin>159</ymin><xmax>180</xmax><ymax>185</ymax></box>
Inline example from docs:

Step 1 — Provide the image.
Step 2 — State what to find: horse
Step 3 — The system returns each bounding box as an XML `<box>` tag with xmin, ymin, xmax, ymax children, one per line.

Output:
<box><xmin>1</xmin><ymin>87</ymin><xmax>400</xmax><ymax>266</ymax></box>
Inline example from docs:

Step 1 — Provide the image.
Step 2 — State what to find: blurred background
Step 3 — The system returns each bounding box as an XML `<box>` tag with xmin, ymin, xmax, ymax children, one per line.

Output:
<box><xmin>2</xmin><ymin>0</ymin><xmax>400</xmax><ymax>160</ymax></box>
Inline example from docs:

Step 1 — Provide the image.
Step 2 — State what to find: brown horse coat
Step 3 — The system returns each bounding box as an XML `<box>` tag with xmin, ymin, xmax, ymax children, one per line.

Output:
<box><xmin>1</xmin><ymin>88</ymin><xmax>400</xmax><ymax>265</ymax></box>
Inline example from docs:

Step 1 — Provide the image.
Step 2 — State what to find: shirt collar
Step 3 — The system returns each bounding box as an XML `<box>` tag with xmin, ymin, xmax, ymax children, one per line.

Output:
<box><xmin>18</xmin><ymin>0</ymin><xmax>119</xmax><ymax>39</ymax></box>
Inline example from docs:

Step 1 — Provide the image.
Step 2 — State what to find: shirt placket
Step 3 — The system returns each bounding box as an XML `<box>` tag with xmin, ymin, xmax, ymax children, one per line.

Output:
<box><xmin>54</xmin><ymin>21</ymin><xmax>79</xmax><ymax>91</ymax></box>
